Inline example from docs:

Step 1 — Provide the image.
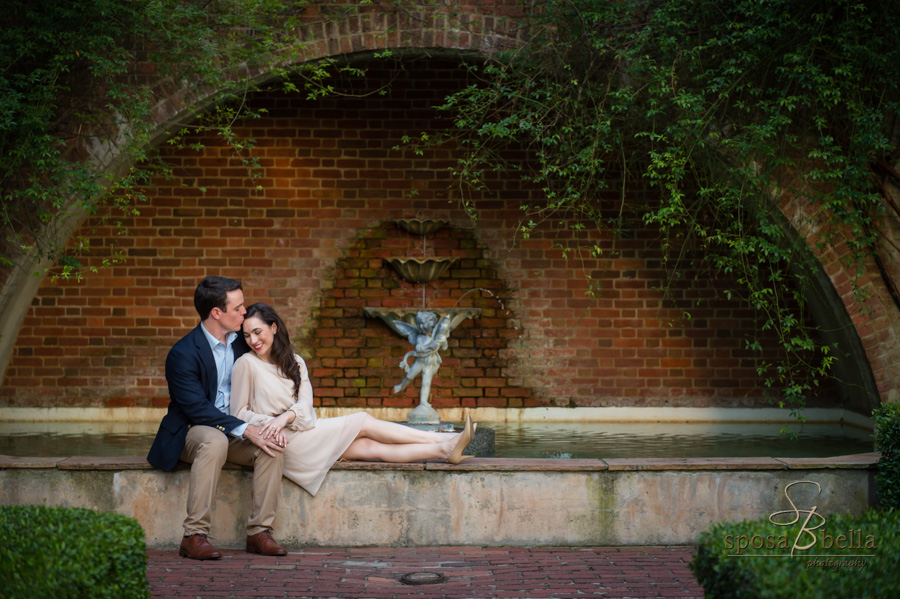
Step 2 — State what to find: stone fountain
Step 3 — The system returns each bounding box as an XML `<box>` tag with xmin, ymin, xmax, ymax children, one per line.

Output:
<box><xmin>363</xmin><ymin>306</ymin><xmax>480</xmax><ymax>426</ymax></box>
<box><xmin>363</xmin><ymin>218</ymin><xmax>491</xmax><ymax>453</ymax></box>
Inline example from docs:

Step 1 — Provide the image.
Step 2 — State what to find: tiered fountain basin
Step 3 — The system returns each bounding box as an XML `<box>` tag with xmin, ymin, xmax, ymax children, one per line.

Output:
<box><xmin>0</xmin><ymin>407</ymin><xmax>877</xmax><ymax>549</ymax></box>
<box><xmin>394</xmin><ymin>218</ymin><xmax>449</xmax><ymax>236</ymax></box>
<box><xmin>362</xmin><ymin>306</ymin><xmax>481</xmax><ymax>338</ymax></box>
<box><xmin>383</xmin><ymin>257</ymin><xmax>459</xmax><ymax>284</ymax></box>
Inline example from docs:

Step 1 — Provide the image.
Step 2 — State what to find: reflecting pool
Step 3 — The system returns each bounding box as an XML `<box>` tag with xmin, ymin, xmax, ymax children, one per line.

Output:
<box><xmin>0</xmin><ymin>420</ymin><xmax>873</xmax><ymax>459</ymax></box>
<box><xmin>488</xmin><ymin>421</ymin><xmax>873</xmax><ymax>459</ymax></box>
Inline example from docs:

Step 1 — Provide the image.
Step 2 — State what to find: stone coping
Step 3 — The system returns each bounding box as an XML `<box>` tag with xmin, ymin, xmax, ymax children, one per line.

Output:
<box><xmin>0</xmin><ymin>453</ymin><xmax>880</xmax><ymax>471</ymax></box>
<box><xmin>0</xmin><ymin>406</ymin><xmax>875</xmax><ymax>429</ymax></box>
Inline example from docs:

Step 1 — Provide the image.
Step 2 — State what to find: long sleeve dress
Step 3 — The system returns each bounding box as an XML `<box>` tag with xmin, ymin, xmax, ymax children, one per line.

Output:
<box><xmin>231</xmin><ymin>352</ymin><xmax>367</xmax><ymax>496</ymax></box>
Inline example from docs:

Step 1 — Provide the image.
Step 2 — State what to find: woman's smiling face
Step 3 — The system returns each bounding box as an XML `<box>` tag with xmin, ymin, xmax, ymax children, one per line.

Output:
<box><xmin>242</xmin><ymin>315</ymin><xmax>277</xmax><ymax>361</ymax></box>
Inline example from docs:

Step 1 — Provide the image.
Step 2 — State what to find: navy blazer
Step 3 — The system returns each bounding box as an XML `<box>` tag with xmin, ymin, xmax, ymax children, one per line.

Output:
<box><xmin>147</xmin><ymin>324</ymin><xmax>251</xmax><ymax>471</ymax></box>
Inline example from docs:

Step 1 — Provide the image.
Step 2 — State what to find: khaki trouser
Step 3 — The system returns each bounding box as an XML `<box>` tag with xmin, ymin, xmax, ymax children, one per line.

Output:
<box><xmin>179</xmin><ymin>425</ymin><xmax>284</xmax><ymax>537</ymax></box>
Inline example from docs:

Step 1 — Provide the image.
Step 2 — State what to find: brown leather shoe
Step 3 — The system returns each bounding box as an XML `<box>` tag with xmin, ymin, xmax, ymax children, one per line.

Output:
<box><xmin>246</xmin><ymin>530</ymin><xmax>287</xmax><ymax>556</ymax></box>
<box><xmin>179</xmin><ymin>533</ymin><xmax>222</xmax><ymax>560</ymax></box>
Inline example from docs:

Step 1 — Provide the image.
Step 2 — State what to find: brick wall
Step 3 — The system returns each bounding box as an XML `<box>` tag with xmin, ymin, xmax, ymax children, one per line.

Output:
<box><xmin>0</xmin><ymin>57</ymin><xmax>839</xmax><ymax>410</ymax></box>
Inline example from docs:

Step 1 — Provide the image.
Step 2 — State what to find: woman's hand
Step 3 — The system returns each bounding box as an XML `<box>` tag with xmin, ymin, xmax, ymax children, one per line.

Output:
<box><xmin>259</xmin><ymin>411</ymin><xmax>295</xmax><ymax>446</ymax></box>
<box><xmin>243</xmin><ymin>424</ymin><xmax>285</xmax><ymax>458</ymax></box>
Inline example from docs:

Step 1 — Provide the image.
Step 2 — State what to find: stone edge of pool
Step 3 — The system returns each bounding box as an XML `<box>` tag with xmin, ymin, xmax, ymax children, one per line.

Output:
<box><xmin>0</xmin><ymin>406</ymin><xmax>878</xmax><ymax>427</ymax></box>
<box><xmin>0</xmin><ymin>452</ymin><xmax>880</xmax><ymax>548</ymax></box>
<box><xmin>0</xmin><ymin>452</ymin><xmax>882</xmax><ymax>471</ymax></box>
<box><xmin>0</xmin><ymin>406</ymin><xmax>880</xmax><ymax>548</ymax></box>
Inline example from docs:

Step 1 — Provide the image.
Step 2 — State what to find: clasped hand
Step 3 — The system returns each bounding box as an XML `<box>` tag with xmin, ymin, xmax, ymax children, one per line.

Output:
<box><xmin>246</xmin><ymin>412</ymin><xmax>292</xmax><ymax>457</ymax></box>
<box><xmin>262</xmin><ymin>411</ymin><xmax>294</xmax><ymax>444</ymax></box>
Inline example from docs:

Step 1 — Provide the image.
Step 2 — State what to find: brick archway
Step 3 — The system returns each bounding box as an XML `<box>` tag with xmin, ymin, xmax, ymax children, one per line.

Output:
<box><xmin>0</xmin><ymin>3</ymin><xmax>528</xmax><ymax>387</ymax></box>
<box><xmin>0</xmin><ymin>3</ymin><xmax>896</xmax><ymax>412</ymax></box>
<box><xmin>776</xmin><ymin>186</ymin><xmax>900</xmax><ymax>408</ymax></box>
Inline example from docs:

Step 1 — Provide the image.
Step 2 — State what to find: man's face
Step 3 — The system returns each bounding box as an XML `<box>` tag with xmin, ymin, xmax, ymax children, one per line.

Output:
<box><xmin>215</xmin><ymin>289</ymin><xmax>246</xmax><ymax>333</ymax></box>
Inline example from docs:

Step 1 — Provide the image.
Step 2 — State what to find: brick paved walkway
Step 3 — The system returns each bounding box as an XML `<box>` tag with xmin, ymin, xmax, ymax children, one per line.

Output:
<box><xmin>147</xmin><ymin>546</ymin><xmax>705</xmax><ymax>598</ymax></box>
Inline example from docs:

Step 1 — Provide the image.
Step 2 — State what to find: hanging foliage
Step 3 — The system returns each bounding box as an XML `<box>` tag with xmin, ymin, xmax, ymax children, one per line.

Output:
<box><xmin>430</xmin><ymin>0</ymin><xmax>899</xmax><ymax>410</ymax></box>
<box><xmin>0</xmin><ymin>0</ymin><xmax>377</xmax><ymax>281</ymax></box>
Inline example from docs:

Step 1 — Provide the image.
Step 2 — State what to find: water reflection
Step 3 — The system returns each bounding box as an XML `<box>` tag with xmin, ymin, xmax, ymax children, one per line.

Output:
<box><xmin>490</xmin><ymin>421</ymin><xmax>874</xmax><ymax>459</ymax></box>
<box><xmin>0</xmin><ymin>420</ymin><xmax>874</xmax><ymax>459</ymax></box>
<box><xmin>0</xmin><ymin>422</ymin><xmax>157</xmax><ymax>457</ymax></box>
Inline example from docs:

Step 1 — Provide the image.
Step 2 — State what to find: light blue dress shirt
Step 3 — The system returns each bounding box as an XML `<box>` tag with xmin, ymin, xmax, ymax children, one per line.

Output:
<box><xmin>200</xmin><ymin>323</ymin><xmax>248</xmax><ymax>438</ymax></box>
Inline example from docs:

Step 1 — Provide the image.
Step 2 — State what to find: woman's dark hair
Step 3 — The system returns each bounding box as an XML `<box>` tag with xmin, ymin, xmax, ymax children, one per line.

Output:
<box><xmin>243</xmin><ymin>303</ymin><xmax>301</xmax><ymax>400</ymax></box>
<box><xmin>194</xmin><ymin>276</ymin><xmax>242</xmax><ymax>321</ymax></box>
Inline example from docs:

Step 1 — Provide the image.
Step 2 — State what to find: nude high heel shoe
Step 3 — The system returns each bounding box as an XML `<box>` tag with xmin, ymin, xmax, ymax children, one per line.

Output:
<box><xmin>448</xmin><ymin>412</ymin><xmax>475</xmax><ymax>464</ymax></box>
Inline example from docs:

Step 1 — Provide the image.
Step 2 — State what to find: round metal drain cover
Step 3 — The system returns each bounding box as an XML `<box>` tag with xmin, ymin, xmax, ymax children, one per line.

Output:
<box><xmin>400</xmin><ymin>572</ymin><xmax>445</xmax><ymax>585</ymax></box>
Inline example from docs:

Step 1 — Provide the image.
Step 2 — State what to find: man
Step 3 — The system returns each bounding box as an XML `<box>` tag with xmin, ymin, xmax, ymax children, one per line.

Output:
<box><xmin>147</xmin><ymin>276</ymin><xmax>287</xmax><ymax>560</ymax></box>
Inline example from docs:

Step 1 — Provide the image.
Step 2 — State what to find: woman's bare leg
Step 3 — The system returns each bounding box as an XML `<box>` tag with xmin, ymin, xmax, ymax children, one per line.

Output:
<box><xmin>340</xmin><ymin>437</ymin><xmax>455</xmax><ymax>462</ymax></box>
<box><xmin>356</xmin><ymin>413</ymin><xmax>457</xmax><ymax>445</ymax></box>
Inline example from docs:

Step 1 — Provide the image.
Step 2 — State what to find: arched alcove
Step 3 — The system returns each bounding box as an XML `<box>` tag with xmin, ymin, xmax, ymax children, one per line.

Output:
<box><xmin>0</xmin><ymin>4</ymin><xmax>896</xmax><ymax>413</ymax></box>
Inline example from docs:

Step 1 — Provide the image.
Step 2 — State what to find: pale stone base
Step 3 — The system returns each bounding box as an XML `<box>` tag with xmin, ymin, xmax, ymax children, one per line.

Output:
<box><xmin>0</xmin><ymin>454</ymin><xmax>878</xmax><ymax>548</ymax></box>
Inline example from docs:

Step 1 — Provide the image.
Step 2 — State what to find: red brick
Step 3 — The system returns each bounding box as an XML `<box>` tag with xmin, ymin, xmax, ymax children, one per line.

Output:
<box><xmin>0</xmin><ymin>58</ymin><xmax>848</xmax><ymax>412</ymax></box>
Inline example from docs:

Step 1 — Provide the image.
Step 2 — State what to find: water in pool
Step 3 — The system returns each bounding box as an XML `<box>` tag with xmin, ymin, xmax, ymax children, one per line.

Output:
<box><xmin>0</xmin><ymin>420</ymin><xmax>873</xmax><ymax>458</ymax></box>
<box><xmin>489</xmin><ymin>421</ymin><xmax>873</xmax><ymax>458</ymax></box>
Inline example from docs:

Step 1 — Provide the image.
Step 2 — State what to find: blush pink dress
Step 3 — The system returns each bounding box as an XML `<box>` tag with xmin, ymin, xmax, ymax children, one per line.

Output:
<box><xmin>231</xmin><ymin>352</ymin><xmax>366</xmax><ymax>496</ymax></box>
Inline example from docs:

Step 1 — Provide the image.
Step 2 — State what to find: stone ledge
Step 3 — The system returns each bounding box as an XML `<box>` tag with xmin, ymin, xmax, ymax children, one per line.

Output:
<box><xmin>603</xmin><ymin>457</ymin><xmax>788</xmax><ymax>471</ymax></box>
<box><xmin>0</xmin><ymin>456</ymin><xmax>877</xmax><ymax>547</ymax></box>
<box><xmin>774</xmin><ymin>452</ymin><xmax>881</xmax><ymax>469</ymax></box>
<box><xmin>0</xmin><ymin>454</ymin><xmax>880</xmax><ymax>472</ymax></box>
<box><xmin>57</xmin><ymin>456</ymin><xmax>156</xmax><ymax>470</ymax></box>
<box><xmin>424</xmin><ymin>458</ymin><xmax>607</xmax><ymax>471</ymax></box>
<box><xmin>0</xmin><ymin>455</ymin><xmax>65</xmax><ymax>469</ymax></box>
<box><xmin>332</xmin><ymin>461</ymin><xmax>425</xmax><ymax>471</ymax></box>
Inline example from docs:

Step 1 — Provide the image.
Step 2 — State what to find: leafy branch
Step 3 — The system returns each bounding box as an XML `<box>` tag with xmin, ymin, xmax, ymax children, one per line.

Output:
<box><xmin>420</xmin><ymin>0</ymin><xmax>899</xmax><ymax>410</ymax></box>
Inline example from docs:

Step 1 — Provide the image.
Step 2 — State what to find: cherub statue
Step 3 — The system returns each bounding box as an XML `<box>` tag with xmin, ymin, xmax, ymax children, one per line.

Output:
<box><xmin>392</xmin><ymin>311</ymin><xmax>452</xmax><ymax>417</ymax></box>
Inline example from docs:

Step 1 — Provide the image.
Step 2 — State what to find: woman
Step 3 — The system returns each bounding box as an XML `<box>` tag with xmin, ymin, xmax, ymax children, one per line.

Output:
<box><xmin>231</xmin><ymin>303</ymin><xmax>475</xmax><ymax>496</ymax></box>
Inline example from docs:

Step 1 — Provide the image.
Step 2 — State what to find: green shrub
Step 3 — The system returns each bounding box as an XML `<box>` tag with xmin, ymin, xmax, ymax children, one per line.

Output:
<box><xmin>691</xmin><ymin>508</ymin><xmax>900</xmax><ymax>599</ymax></box>
<box><xmin>0</xmin><ymin>505</ymin><xmax>149</xmax><ymax>599</ymax></box>
<box><xmin>874</xmin><ymin>402</ymin><xmax>900</xmax><ymax>509</ymax></box>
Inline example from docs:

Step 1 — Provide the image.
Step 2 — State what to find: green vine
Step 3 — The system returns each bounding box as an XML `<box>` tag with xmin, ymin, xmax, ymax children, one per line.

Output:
<box><xmin>3</xmin><ymin>0</ymin><xmax>896</xmax><ymax>413</ymax></box>
<box><xmin>0</xmin><ymin>0</ymin><xmax>405</xmax><ymax>282</ymax></box>
<box><xmin>427</xmin><ymin>0</ymin><xmax>899</xmax><ymax>411</ymax></box>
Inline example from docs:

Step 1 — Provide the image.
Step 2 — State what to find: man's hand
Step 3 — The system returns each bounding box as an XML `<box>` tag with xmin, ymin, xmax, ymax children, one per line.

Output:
<box><xmin>244</xmin><ymin>424</ymin><xmax>286</xmax><ymax>457</ymax></box>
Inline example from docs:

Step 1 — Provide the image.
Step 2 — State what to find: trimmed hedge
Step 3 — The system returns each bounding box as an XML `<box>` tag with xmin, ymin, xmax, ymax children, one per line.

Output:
<box><xmin>0</xmin><ymin>505</ymin><xmax>149</xmax><ymax>599</ymax></box>
<box><xmin>874</xmin><ymin>402</ymin><xmax>900</xmax><ymax>509</ymax></box>
<box><xmin>690</xmin><ymin>508</ymin><xmax>899</xmax><ymax>598</ymax></box>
